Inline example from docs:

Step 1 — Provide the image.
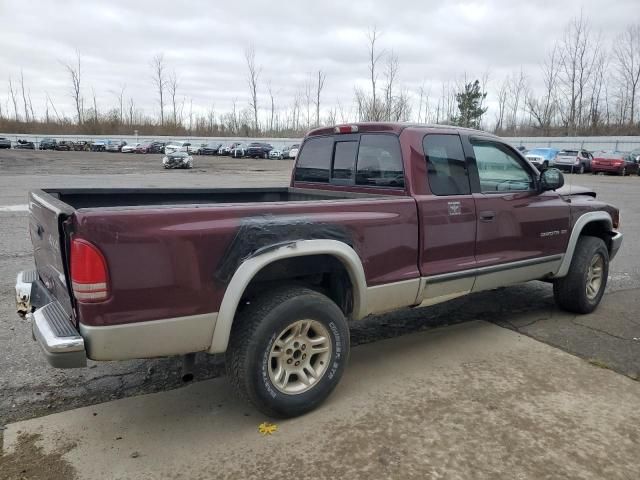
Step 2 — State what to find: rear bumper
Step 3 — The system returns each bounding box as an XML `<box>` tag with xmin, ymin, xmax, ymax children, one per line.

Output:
<box><xmin>16</xmin><ymin>270</ymin><xmax>87</xmax><ymax>368</ymax></box>
<box><xmin>592</xmin><ymin>165</ymin><xmax>623</xmax><ymax>174</ymax></box>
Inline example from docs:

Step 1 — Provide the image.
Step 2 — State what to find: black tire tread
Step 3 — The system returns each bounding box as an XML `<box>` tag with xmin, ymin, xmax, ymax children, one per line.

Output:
<box><xmin>553</xmin><ymin>235</ymin><xmax>608</xmax><ymax>314</ymax></box>
<box><xmin>226</xmin><ymin>285</ymin><xmax>342</xmax><ymax>417</ymax></box>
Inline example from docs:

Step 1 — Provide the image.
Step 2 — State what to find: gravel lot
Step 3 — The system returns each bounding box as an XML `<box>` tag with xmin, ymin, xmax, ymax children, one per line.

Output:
<box><xmin>1</xmin><ymin>148</ymin><xmax>639</xmax><ymax>426</ymax></box>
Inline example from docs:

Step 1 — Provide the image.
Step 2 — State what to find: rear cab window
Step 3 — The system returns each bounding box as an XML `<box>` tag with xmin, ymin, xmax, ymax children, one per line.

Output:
<box><xmin>294</xmin><ymin>134</ymin><xmax>404</xmax><ymax>189</ymax></box>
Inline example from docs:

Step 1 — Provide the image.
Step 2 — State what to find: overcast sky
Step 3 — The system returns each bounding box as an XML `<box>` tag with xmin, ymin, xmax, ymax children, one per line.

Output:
<box><xmin>0</xmin><ymin>0</ymin><xmax>637</xmax><ymax>124</ymax></box>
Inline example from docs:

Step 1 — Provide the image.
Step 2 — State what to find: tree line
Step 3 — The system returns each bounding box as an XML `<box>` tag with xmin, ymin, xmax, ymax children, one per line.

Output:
<box><xmin>1</xmin><ymin>14</ymin><xmax>639</xmax><ymax>138</ymax></box>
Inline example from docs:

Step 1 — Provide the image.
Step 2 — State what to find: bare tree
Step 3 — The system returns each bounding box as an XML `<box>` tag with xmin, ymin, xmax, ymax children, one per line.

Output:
<box><xmin>506</xmin><ymin>68</ymin><xmax>528</xmax><ymax>130</ymax></box>
<box><xmin>304</xmin><ymin>77</ymin><xmax>313</xmax><ymax>128</ymax></box>
<box><xmin>558</xmin><ymin>13</ymin><xmax>600</xmax><ymax>133</ymax></box>
<box><xmin>268</xmin><ymin>82</ymin><xmax>276</xmax><ymax>132</ymax></box>
<box><xmin>383</xmin><ymin>51</ymin><xmax>398</xmax><ymax>121</ymax></box>
<box><xmin>151</xmin><ymin>53</ymin><xmax>167</xmax><ymax>126</ymax></box>
<box><xmin>495</xmin><ymin>78</ymin><xmax>509</xmax><ymax>131</ymax></box>
<box><xmin>128</xmin><ymin>97</ymin><xmax>135</xmax><ymax>125</ymax></box>
<box><xmin>20</xmin><ymin>70</ymin><xmax>29</xmax><ymax>122</ymax></box>
<box><xmin>64</xmin><ymin>50</ymin><xmax>83</xmax><ymax>124</ymax></box>
<box><xmin>112</xmin><ymin>84</ymin><xmax>126</xmax><ymax>124</ymax></box>
<box><xmin>91</xmin><ymin>87</ymin><xmax>98</xmax><ymax>122</ymax></box>
<box><xmin>245</xmin><ymin>45</ymin><xmax>260</xmax><ymax>132</ymax></box>
<box><xmin>613</xmin><ymin>24</ymin><xmax>640</xmax><ymax>125</ymax></box>
<box><xmin>526</xmin><ymin>44</ymin><xmax>561</xmax><ymax>134</ymax></box>
<box><xmin>315</xmin><ymin>70</ymin><xmax>326</xmax><ymax>127</ymax></box>
<box><xmin>367</xmin><ymin>27</ymin><xmax>384</xmax><ymax>121</ymax></box>
<box><xmin>8</xmin><ymin>78</ymin><xmax>19</xmax><ymax>120</ymax></box>
<box><xmin>167</xmin><ymin>71</ymin><xmax>179</xmax><ymax>125</ymax></box>
<box><xmin>45</xmin><ymin>91</ymin><xmax>62</xmax><ymax>122</ymax></box>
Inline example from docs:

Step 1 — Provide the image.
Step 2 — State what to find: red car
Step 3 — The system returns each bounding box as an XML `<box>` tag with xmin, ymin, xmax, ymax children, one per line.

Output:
<box><xmin>135</xmin><ymin>142</ymin><xmax>152</xmax><ymax>154</ymax></box>
<box><xmin>16</xmin><ymin>123</ymin><xmax>622</xmax><ymax>418</ymax></box>
<box><xmin>591</xmin><ymin>152</ymin><xmax>639</xmax><ymax>176</ymax></box>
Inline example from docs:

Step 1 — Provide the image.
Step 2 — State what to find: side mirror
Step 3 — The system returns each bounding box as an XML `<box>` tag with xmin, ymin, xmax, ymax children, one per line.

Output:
<box><xmin>539</xmin><ymin>168</ymin><xmax>564</xmax><ymax>192</ymax></box>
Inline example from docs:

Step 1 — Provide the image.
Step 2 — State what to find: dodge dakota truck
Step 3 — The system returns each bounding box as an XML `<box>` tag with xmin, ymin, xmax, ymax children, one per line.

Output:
<box><xmin>15</xmin><ymin>123</ymin><xmax>622</xmax><ymax>418</ymax></box>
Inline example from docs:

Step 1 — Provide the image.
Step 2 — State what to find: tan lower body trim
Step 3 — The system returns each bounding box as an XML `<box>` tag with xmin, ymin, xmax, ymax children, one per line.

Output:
<box><xmin>366</xmin><ymin>279</ymin><xmax>421</xmax><ymax>315</ymax></box>
<box><xmin>80</xmin><ymin>313</ymin><xmax>217</xmax><ymax>361</ymax></box>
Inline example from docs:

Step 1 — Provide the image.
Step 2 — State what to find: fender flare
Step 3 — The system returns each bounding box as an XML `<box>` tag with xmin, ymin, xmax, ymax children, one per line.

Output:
<box><xmin>208</xmin><ymin>239</ymin><xmax>368</xmax><ymax>353</ymax></box>
<box><xmin>553</xmin><ymin>211</ymin><xmax>613</xmax><ymax>278</ymax></box>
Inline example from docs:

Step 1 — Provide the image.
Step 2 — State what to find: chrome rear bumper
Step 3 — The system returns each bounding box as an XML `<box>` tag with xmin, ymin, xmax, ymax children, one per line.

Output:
<box><xmin>16</xmin><ymin>270</ymin><xmax>87</xmax><ymax>368</ymax></box>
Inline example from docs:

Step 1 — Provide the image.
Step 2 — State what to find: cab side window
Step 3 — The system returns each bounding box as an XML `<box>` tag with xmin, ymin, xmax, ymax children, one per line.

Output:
<box><xmin>423</xmin><ymin>134</ymin><xmax>470</xmax><ymax>195</ymax></box>
<box><xmin>472</xmin><ymin>141</ymin><xmax>535</xmax><ymax>192</ymax></box>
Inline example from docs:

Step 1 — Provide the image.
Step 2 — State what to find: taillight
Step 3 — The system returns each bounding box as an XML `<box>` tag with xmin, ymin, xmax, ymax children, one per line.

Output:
<box><xmin>70</xmin><ymin>238</ymin><xmax>109</xmax><ymax>302</ymax></box>
<box><xmin>334</xmin><ymin>125</ymin><xmax>359</xmax><ymax>134</ymax></box>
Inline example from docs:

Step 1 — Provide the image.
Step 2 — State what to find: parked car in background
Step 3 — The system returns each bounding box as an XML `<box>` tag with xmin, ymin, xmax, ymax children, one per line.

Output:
<box><xmin>199</xmin><ymin>143</ymin><xmax>223</xmax><ymax>155</ymax></box>
<box><xmin>287</xmin><ymin>144</ymin><xmax>300</xmax><ymax>159</ymax></box>
<box><xmin>247</xmin><ymin>142</ymin><xmax>273</xmax><ymax>159</ymax></box>
<box><xmin>231</xmin><ymin>143</ymin><xmax>248</xmax><ymax>158</ymax></box>
<box><xmin>525</xmin><ymin>148</ymin><xmax>559</xmax><ymax>170</ymax></box>
<box><xmin>162</xmin><ymin>151</ymin><xmax>193</xmax><ymax>169</ymax></box>
<box><xmin>105</xmin><ymin>140</ymin><xmax>127</xmax><ymax>152</ymax></box>
<box><xmin>39</xmin><ymin>138</ymin><xmax>57</xmax><ymax>150</ymax></box>
<box><xmin>121</xmin><ymin>143</ymin><xmax>140</xmax><ymax>153</ymax></box>
<box><xmin>55</xmin><ymin>141</ymin><xmax>74</xmax><ymax>151</ymax></box>
<box><xmin>14</xmin><ymin>139</ymin><xmax>35</xmax><ymax>150</ymax></box>
<box><xmin>220</xmin><ymin>142</ymin><xmax>242</xmax><ymax>155</ymax></box>
<box><xmin>554</xmin><ymin>149</ymin><xmax>592</xmax><ymax>174</ymax></box>
<box><xmin>591</xmin><ymin>152</ymin><xmax>639</xmax><ymax>176</ymax></box>
<box><xmin>91</xmin><ymin>140</ymin><xmax>106</xmax><ymax>152</ymax></box>
<box><xmin>0</xmin><ymin>137</ymin><xmax>12</xmax><ymax>149</ymax></box>
<box><xmin>269</xmin><ymin>149</ymin><xmax>283</xmax><ymax>159</ymax></box>
<box><xmin>73</xmin><ymin>141</ymin><xmax>92</xmax><ymax>152</ymax></box>
<box><xmin>135</xmin><ymin>142</ymin><xmax>152</xmax><ymax>154</ymax></box>
<box><xmin>147</xmin><ymin>141</ymin><xmax>166</xmax><ymax>154</ymax></box>
<box><xmin>164</xmin><ymin>141</ymin><xmax>194</xmax><ymax>155</ymax></box>
<box><xmin>630</xmin><ymin>149</ymin><xmax>640</xmax><ymax>163</ymax></box>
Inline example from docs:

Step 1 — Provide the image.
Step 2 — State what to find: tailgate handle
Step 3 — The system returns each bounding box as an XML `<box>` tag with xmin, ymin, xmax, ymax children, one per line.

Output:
<box><xmin>479</xmin><ymin>210</ymin><xmax>496</xmax><ymax>222</ymax></box>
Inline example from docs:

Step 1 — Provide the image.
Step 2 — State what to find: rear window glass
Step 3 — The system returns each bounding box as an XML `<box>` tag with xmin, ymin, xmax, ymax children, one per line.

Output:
<box><xmin>424</xmin><ymin>135</ymin><xmax>470</xmax><ymax>195</ymax></box>
<box><xmin>559</xmin><ymin>150</ymin><xmax>578</xmax><ymax>156</ymax></box>
<box><xmin>294</xmin><ymin>136</ymin><xmax>333</xmax><ymax>183</ymax></box>
<box><xmin>356</xmin><ymin>135</ymin><xmax>404</xmax><ymax>188</ymax></box>
<box><xmin>295</xmin><ymin>134</ymin><xmax>404</xmax><ymax>188</ymax></box>
<box><xmin>333</xmin><ymin>141</ymin><xmax>358</xmax><ymax>180</ymax></box>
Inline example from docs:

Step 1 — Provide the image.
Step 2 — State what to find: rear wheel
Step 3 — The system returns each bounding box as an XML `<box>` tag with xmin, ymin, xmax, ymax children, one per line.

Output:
<box><xmin>226</xmin><ymin>286</ymin><xmax>349</xmax><ymax>418</ymax></box>
<box><xmin>577</xmin><ymin>163</ymin><xmax>585</xmax><ymax>174</ymax></box>
<box><xmin>553</xmin><ymin>236</ymin><xmax>609</xmax><ymax>314</ymax></box>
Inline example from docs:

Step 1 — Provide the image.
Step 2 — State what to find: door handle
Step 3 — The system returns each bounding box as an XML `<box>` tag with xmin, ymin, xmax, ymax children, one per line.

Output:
<box><xmin>479</xmin><ymin>210</ymin><xmax>496</xmax><ymax>222</ymax></box>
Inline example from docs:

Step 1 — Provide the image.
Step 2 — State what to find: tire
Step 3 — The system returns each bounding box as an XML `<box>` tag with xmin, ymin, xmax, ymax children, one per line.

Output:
<box><xmin>621</xmin><ymin>167</ymin><xmax>627</xmax><ymax>176</ymax></box>
<box><xmin>553</xmin><ymin>236</ymin><xmax>609</xmax><ymax>314</ymax></box>
<box><xmin>226</xmin><ymin>286</ymin><xmax>350</xmax><ymax>418</ymax></box>
<box><xmin>263</xmin><ymin>152</ymin><xmax>268</xmax><ymax>159</ymax></box>
<box><xmin>577</xmin><ymin>163</ymin><xmax>585</xmax><ymax>174</ymax></box>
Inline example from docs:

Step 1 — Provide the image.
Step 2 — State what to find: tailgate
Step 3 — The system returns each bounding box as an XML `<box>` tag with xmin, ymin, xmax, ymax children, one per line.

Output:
<box><xmin>29</xmin><ymin>190</ymin><xmax>75</xmax><ymax>316</ymax></box>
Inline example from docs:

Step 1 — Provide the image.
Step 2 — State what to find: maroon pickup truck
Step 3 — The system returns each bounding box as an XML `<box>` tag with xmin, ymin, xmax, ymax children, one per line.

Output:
<box><xmin>16</xmin><ymin>123</ymin><xmax>622</xmax><ymax>417</ymax></box>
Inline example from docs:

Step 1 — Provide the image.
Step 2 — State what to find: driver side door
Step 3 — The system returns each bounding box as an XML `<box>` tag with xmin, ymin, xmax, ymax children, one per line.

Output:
<box><xmin>468</xmin><ymin>137</ymin><xmax>570</xmax><ymax>289</ymax></box>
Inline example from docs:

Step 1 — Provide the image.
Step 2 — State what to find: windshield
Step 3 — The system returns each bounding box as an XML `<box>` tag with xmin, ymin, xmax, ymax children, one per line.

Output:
<box><xmin>559</xmin><ymin>150</ymin><xmax>578</xmax><ymax>156</ymax></box>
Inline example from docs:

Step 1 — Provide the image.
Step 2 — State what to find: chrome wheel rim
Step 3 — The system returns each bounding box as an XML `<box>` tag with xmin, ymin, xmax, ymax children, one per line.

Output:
<box><xmin>586</xmin><ymin>254</ymin><xmax>604</xmax><ymax>300</ymax></box>
<box><xmin>268</xmin><ymin>320</ymin><xmax>332</xmax><ymax>395</ymax></box>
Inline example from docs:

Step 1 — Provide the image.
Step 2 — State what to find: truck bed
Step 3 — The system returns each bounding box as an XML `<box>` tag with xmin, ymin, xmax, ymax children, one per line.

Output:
<box><xmin>42</xmin><ymin>187</ymin><xmax>377</xmax><ymax>210</ymax></box>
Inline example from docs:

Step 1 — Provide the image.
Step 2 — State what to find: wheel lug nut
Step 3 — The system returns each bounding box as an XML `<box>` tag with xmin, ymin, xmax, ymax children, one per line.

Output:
<box><xmin>295</xmin><ymin>361</ymin><xmax>300</xmax><ymax>366</ymax></box>
<box><xmin>302</xmin><ymin>354</ymin><xmax>306</xmax><ymax>359</ymax></box>
<box><xmin>287</xmin><ymin>359</ymin><xmax>292</xmax><ymax>364</ymax></box>
<box><xmin>301</xmin><ymin>344</ymin><xmax>306</xmax><ymax>350</ymax></box>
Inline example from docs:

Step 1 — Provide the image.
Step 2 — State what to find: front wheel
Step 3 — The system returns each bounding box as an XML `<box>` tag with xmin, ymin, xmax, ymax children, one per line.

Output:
<box><xmin>553</xmin><ymin>236</ymin><xmax>609</xmax><ymax>314</ymax></box>
<box><xmin>576</xmin><ymin>163</ymin><xmax>585</xmax><ymax>174</ymax></box>
<box><xmin>226</xmin><ymin>286</ymin><xmax>349</xmax><ymax>418</ymax></box>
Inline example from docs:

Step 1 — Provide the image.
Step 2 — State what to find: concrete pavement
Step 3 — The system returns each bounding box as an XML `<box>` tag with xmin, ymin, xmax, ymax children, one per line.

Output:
<box><xmin>3</xmin><ymin>321</ymin><xmax>639</xmax><ymax>480</ymax></box>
